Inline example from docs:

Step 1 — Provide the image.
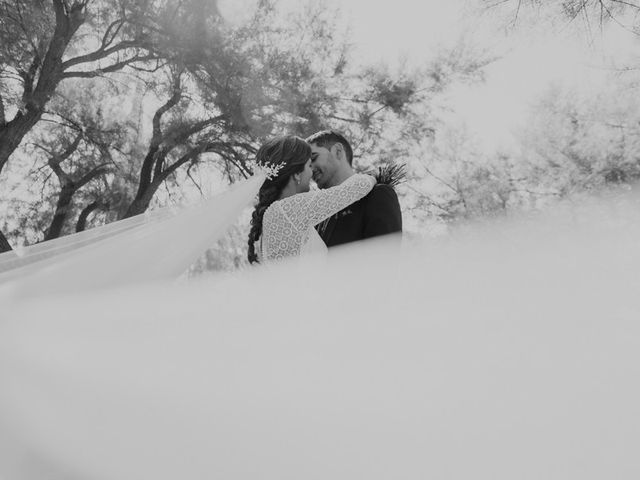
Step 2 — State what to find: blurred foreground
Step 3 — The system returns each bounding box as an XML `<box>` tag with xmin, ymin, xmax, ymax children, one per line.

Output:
<box><xmin>1</xmin><ymin>188</ymin><xmax>639</xmax><ymax>479</ymax></box>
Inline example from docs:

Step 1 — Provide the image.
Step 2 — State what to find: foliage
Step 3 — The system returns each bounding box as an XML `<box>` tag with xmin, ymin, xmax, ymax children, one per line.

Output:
<box><xmin>404</xmin><ymin>70</ymin><xmax>640</xmax><ymax>238</ymax></box>
<box><xmin>0</xmin><ymin>0</ymin><xmax>488</xmax><ymax>255</ymax></box>
<box><xmin>516</xmin><ymin>81</ymin><xmax>640</xmax><ymax>195</ymax></box>
<box><xmin>484</xmin><ymin>0</ymin><xmax>640</xmax><ymax>33</ymax></box>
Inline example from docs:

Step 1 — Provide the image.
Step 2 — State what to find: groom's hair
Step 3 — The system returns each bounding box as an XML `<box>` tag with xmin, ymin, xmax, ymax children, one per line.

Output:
<box><xmin>305</xmin><ymin>130</ymin><xmax>353</xmax><ymax>166</ymax></box>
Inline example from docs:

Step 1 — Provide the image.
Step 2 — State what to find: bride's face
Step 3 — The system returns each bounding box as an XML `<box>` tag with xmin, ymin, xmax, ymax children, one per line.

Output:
<box><xmin>296</xmin><ymin>159</ymin><xmax>313</xmax><ymax>193</ymax></box>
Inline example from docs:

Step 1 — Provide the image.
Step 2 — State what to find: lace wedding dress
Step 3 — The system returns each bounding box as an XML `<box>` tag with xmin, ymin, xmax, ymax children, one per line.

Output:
<box><xmin>258</xmin><ymin>173</ymin><xmax>376</xmax><ymax>262</ymax></box>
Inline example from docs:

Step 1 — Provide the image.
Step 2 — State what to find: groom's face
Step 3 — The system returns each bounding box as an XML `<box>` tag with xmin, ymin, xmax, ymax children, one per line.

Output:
<box><xmin>309</xmin><ymin>143</ymin><xmax>339</xmax><ymax>189</ymax></box>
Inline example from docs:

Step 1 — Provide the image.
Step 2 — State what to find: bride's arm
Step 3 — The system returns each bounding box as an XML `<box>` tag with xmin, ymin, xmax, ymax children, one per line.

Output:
<box><xmin>279</xmin><ymin>173</ymin><xmax>376</xmax><ymax>231</ymax></box>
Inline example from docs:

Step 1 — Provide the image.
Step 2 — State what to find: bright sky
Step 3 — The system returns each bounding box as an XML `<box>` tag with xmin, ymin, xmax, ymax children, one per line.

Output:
<box><xmin>218</xmin><ymin>0</ymin><xmax>638</xmax><ymax>152</ymax></box>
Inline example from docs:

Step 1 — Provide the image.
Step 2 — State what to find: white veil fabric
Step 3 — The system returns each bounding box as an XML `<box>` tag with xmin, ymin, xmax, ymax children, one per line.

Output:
<box><xmin>0</xmin><ymin>173</ymin><xmax>265</xmax><ymax>299</ymax></box>
<box><xmin>1</xmin><ymin>187</ymin><xmax>640</xmax><ymax>479</ymax></box>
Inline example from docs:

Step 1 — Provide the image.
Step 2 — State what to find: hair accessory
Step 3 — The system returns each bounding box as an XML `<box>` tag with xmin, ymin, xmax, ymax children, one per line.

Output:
<box><xmin>252</xmin><ymin>161</ymin><xmax>284</xmax><ymax>181</ymax></box>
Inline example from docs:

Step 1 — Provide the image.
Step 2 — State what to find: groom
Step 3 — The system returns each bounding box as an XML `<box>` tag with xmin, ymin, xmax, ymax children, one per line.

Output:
<box><xmin>305</xmin><ymin>130</ymin><xmax>402</xmax><ymax>247</ymax></box>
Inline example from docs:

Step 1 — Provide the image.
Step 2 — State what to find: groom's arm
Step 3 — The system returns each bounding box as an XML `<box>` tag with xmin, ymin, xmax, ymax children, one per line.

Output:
<box><xmin>362</xmin><ymin>184</ymin><xmax>402</xmax><ymax>239</ymax></box>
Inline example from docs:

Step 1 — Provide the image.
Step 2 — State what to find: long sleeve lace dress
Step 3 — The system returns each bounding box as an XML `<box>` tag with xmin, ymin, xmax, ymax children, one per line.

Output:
<box><xmin>258</xmin><ymin>173</ymin><xmax>376</xmax><ymax>262</ymax></box>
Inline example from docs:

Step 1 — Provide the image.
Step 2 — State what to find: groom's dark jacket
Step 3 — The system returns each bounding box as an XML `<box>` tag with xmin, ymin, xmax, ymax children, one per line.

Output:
<box><xmin>316</xmin><ymin>183</ymin><xmax>402</xmax><ymax>247</ymax></box>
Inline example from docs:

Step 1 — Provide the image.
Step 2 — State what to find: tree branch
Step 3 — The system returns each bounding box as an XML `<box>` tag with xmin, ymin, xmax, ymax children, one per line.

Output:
<box><xmin>129</xmin><ymin>60</ymin><xmax>169</xmax><ymax>73</ymax></box>
<box><xmin>100</xmin><ymin>17</ymin><xmax>126</xmax><ymax>50</ymax></box>
<box><xmin>47</xmin><ymin>155</ymin><xmax>69</xmax><ymax>183</ymax></box>
<box><xmin>609</xmin><ymin>0</ymin><xmax>640</xmax><ymax>11</ymax></box>
<box><xmin>59</xmin><ymin>131</ymin><xmax>84</xmax><ymax>162</ymax></box>
<box><xmin>43</xmin><ymin>131</ymin><xmax>83</xmax><ymax>183</ymax></box>
<box><xmin>30</xmin><ymin>0</ymin><xmax>86</xmax><ymax>106</ymax></box>
<box><xmin>163</xmin><ymin>141</ymin><xmax>253</xmax><ymax>180</ymax></box>
<box><xmin>367</xmin><ymin>104</ymin><xmax>389</xmax><ymax>119</ymax></box>
<box><xmin>153</xmin><ymin>152</ymin><xmax>165</xmax><ymax>180</ymax></box>
<box><xmin>597</xmin><ymin>0</ymin><xmax>637</xmax><ymax>33</ymax></box>
<box><xmin>0</xmin><ymin>91</ymin><xmax>5</xmax><ymax>125</ymax></box>
<box><xmin>162</xmin><ymin>150</ymin><xmax>199</xmax><ymax>179</ymax></box>
<box><xmin>185</xmin><ymin>163</ymin><xmax>204</xmax><ymax>195</ymax></box>
<box><xmin>162</xmin><ymin>141</ymin><xmax>233</xmax><ymax>180</ymax></box>
<box><xmin>62</xmin><ymin>40</ymin><xmax>149</xmax><ymax>70</ymax></box>
<box><xmin>220</xmin><ymin>154</ymin><xmax>252</xmax><ymax>179</ymax></box>
<box><xmin>19</xmin><ymin>54</ymin><xmax>41</xmax><ymax>101</ymax></box>
<box><xmin>160</xmin><ymin>115</ymin><xmax>226</xmax><ymax>152</ymax></box>
<box><xmin>327</xmin><ymin>113</ymin><xmax>361</xmax><ymax>124</ymax></box>
<box><xmin>134</xmin><ymin>75</ymin><xmax>183</xmax><ymax>195</ymax></box>
<box><xmin>152</xmin><ymin>74</ymin><xmax>183</xmax><ymax>144</ymax></box>
<box><xmin>14</xmin><ymin>1</ymin><xmax>43</xmax><ymax>58</ymax></box>
<box><xmin>422</xmin><ymin>163</ymin><xmax>460</xmax><ymax>195</ymax></box>
<box><xmin>0</xmin><ymin>229</ymin><xmax>12</xmax><ymax>253</ymax></box>
<box><xmin>63</xmin><ymin>53</ymin><xmax>160</xmax><ymax>79</ymax></box>
<box><xmin>403</xmin><ymin>184</ymin><xmax>452</xmax><ymax>214</ymax></box>
<box><xmin>76</xmin><ymin>200</ymin><xmax>102</xmax><ymax>232</ymax></box>
<box><xmin>75</xmin><ymin>163</ymin><xmax>110</xmax><ymax>189</ymax></box>
<box><xmin>513</xmin><ymin>0</ymin><xmax>523</xmax><ymax>25</ymax></box>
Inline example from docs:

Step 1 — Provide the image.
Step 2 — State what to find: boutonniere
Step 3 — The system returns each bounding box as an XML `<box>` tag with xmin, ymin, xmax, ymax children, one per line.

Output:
<box><xmin>338</xmin><ymin>209</ymin><xmax>353</xmax><ymax>218</ymax></box>
<box><xmin>364</xmin><ymin>163</ymin><xmax>407</xmax><ymax>187</ymax></box>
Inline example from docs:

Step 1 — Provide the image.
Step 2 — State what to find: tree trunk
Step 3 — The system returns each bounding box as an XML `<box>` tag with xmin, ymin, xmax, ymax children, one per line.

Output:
<box><xmin>122</xmin><ymin>189</ymin><xmax>157</xmax><ymax>218</ymax></box>
<box><xmin>0</xmin><ymin>1</ymin><xmax>85</xmax><ymax>175</ymax></box>
<box><xmin>0</xmin><ymin>111</ymin><xmax>43</xmax><ymax>175</ymax></box>
<box><xmin>76</xmin><ymin>201</ymin><xmax>100</xmax><ymax>232</ymax></box>
<box><xmin>0</xmin><ymin>229</ymin><xmax>12</xmax><ymax>253</ymax></box>
<box><xmin>44</xmin><ymin>184</ymin><xmax>75</xmax><ymax>241</ymax></box>
<box><xmin>122</xmin><ymin>175</ymin><xmax>166</xmax><ymax>219</ymax></box>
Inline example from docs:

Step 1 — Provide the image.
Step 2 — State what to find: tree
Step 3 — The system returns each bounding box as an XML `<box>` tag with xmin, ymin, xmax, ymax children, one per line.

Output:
<box><xmin>1</xmin><ymin>0</ymin><xmax>491</xmax><ymax>261</ymax></box>
<box><xmin>1</xmin><ymin>75</ymin><xmax>132</xmax><ymax>241</ymax></box>
<box><xmin>0</xmin><ymin>0</ymin><xmax>166</xmax><ymax>176</ymax></box>
<box><xmin>0</xmin><ymin>0</ymin><xmax>228</xmax><ymax>249</ymax></box>
<box><xmin>484</xmin><ymin>0</ymin><xmax>640</xmax><ymax>32</ymax></box>
<box><xmin>515</xmin><ymin>81</ymin><xmax>640</xmax><ymax>196</ymax></box>
<box><xmin>120</xmin><ymin>0</ymin><xmax>445</xmax><ymax>219</ymax></box>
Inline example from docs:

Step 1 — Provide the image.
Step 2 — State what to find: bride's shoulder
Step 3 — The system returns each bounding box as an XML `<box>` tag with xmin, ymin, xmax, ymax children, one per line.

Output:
<box><xmin>264</xmin><ymin>196</ymin><xmax>299</xmax><ymax>218</ymax></box>
<box><xmin>263</xmin><ymin>201</ymin><xmax>280</xmax><ymax>218</ymax></box>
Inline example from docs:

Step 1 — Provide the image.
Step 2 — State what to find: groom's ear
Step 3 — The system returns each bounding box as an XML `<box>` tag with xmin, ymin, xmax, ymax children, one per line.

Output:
<box><xmin>333</xmin><ymin>143</ymin><xmax>345</xmax><ymax>162</ymax></box>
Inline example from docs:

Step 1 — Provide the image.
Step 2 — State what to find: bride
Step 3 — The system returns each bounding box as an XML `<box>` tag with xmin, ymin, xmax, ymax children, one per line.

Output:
<box><xmin>247</xmin><ymin>135</ymin><xmax>376</xmax><ymax>263</ymax></box>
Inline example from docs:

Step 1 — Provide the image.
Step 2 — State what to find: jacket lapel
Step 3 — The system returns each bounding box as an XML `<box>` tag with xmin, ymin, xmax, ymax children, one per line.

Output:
<box><xmin>316</xmin><ymin>214</ymin><xmax>337</xmax><ymax>244</ymax></box>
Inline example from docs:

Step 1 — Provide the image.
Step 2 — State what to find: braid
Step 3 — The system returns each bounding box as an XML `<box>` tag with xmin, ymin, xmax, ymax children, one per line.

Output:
<box><xmin>247</xmin><ymin>183</ymin><xmax>285</xmax><ymax>264</ymax></box>
<box><xmin>247</xmin><ymin>135</ymin><xmax>311</xmax><ymax>264</ymax></box>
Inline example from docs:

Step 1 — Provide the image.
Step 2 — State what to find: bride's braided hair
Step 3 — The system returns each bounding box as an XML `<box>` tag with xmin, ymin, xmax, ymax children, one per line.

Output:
<box><xmin>247</xmin><ymin>136</ymin><xmax>311</xmax><ymax>264</ymax></box>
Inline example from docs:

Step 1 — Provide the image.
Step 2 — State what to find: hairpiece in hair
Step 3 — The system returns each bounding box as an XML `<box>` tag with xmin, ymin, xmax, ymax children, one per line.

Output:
<box><xmin>252</xmin><ymin>161</ymin><xmax>284</xmax><ymax>181</ymax></box>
